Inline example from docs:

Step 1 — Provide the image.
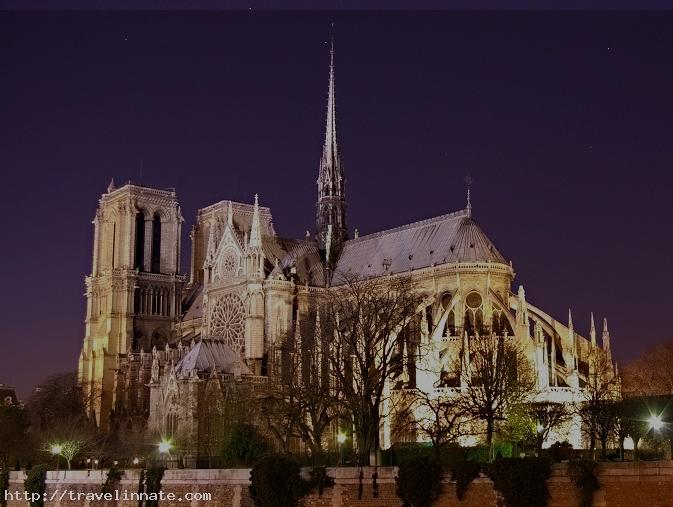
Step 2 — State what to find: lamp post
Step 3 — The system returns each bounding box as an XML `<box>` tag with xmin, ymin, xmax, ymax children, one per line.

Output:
<box><xmin>50</xmin><ymin>444</ymin><xmax>63</xmax><ymax>472</ymax></box>
<box><xmin>649</xmin><ymin>415</ymin><xmax>663</xmax><ymax>432</ymax></box>
<box><xmin>337</xmin><ymin>432</ymin><xmax>347</xmax><ymax>466</ymax></box>
<box><xmin>158</xmin><ymin>439</ymin><xmax>172</xmax><ymax>468</ymax></box>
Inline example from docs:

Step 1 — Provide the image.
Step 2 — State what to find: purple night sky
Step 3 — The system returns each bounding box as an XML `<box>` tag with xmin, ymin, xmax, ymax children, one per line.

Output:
<box><xmin>1</xmin><ymin>8</ymin><xmax>672</xmax><ymax>398</ymax></box>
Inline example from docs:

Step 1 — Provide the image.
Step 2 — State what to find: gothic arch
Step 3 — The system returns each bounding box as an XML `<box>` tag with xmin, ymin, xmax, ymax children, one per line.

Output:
<box><xmin>151</xmin><ymin>212</ymin><xmax>162</xmax><ymax>273</ymax></box>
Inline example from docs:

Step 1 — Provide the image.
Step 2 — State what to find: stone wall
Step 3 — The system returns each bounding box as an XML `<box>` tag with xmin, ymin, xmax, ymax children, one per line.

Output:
<box><xmin>6</xmin><ymin>461</ymin><xmax>673</xmax><ymax>507</ymax></box>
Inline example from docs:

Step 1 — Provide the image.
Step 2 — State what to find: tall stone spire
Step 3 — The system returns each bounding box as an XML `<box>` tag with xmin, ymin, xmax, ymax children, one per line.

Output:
<box><xmin>316</xmin><ymin>37</ymin><xmax>347</xmax><ymax>257</ymax></box>
<box><xmin>590</xmin><ymin>312</ymin><xmax>597</xmax><ymax>347</ymax></box>
<box><xmin>249</xmin><ymin>194</ymin><xmax>262</xmax><ymax>248</ymax></box>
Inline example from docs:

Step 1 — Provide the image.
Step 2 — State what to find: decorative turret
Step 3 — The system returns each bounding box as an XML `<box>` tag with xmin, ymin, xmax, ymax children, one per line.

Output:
<box><xmin>590</xmin><ymin>312</ymin><xmax>597</xmax><ymax>347</ymax></box>
<box><xmin>602</xmin><ymin>317</ymin><xmax>612</xmax><ymax>361</ymax></box>
<box><xmin>534</xmin><ymin>321</ymin><xmax>549</xmax><ymax>388</ymax></box>
<box><xmin>246</xmin><ymin>194</ymin><xmax>264</xmax><ymax>279</ymax></box>
<box><xmin>461</xmin><ymin>330</ymin><xmax>470</xmax><ymax>388</ymax></box>
<box><xmin>550</xmin><ymin>334</ymin><xmax>557</xmax><ymax>386</ymax></box>
<box><xmin>249</xmin><ymin>194</ymin><xmax>262</xmax><ymax>249</ymax></box>
<box><xmin>566</xmin><ymin>308</ymin><xmax>579</xmax><ymax>388</ymax></box>
<box><xmin>515</xmin><ymin>285</ymin><xmax>530</xmax><ymax>340</ymax></box>
<box><xmin>316</xmin><ymin>38</ymin><xmax>347</xmax><ymax>262</ymax></box>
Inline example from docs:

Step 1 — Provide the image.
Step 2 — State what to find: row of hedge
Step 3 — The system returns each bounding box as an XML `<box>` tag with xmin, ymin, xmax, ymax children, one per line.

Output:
<box><xmin>396</xmin><ymin>455</ymin><xmax>600</xmax><ymax>507</ymax></box>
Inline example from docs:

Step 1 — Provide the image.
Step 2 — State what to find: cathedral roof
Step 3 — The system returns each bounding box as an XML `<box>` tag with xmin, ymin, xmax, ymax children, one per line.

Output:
<box><xmin>334</xmin><ymin>209</ymin><xmax>506</xmax><ymax>280</ymax></box>
<box><xmin>182</xmin><ymin>285</ymin><xmax>204</xmax><ymax>321</ymax></box>
<box><xmin>262</xmin><ymin>237</ymin><xmax>326</xmax><ymax>286</ymax></box>
<box><xmin>174</xmin><ymin>339</ymin><xmax>252</xmax><ymax>376</ymax></box>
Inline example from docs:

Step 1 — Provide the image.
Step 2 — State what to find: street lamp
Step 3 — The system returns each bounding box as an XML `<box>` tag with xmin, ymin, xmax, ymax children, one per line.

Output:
<box><xmin>650</xmin><ymin>414</ymin><xmax>664</xmax><ymax>431</ymax></box>
<box><xmin>50</xmin><ymin>444</ymin><xmax>63</xmax><ymax>472</ymax></box>
<box><xmin>158</xmin><ymin>439</ymin><xmax>172</xmax><ymax>454</ymax></box>
<box><xmin>132</xmin><ymin>457</ymin><xmax>140</xmax><ymax>466</ymax></box>
<box><xmin>337</xmin><ymin>432</ymin><xmax>347</xmax><ymax>465</ymax></box>
<box><xmin>158</xmin><ymin>439</ymin><xmax>172</xmax><ymax>467</ymax></box>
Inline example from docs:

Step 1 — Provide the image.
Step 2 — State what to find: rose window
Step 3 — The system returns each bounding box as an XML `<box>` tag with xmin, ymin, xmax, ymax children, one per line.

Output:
<box><xmin>209</xmin><ymin>293</ymin><xmax>246</xmax><ymax>352</ymax></box>
<box><xmin>221</xmin><ymin>251</ymin><xmax>238</xmax><ymax>276</ymax></box>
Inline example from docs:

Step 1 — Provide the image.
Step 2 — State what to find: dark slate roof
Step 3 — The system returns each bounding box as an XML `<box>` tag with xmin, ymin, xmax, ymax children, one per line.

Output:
<box><xmin>174</xmin><ymin>340</ymin><xmax>252</xmax><ymax>375</ymax></box>
<box><xmin>182</xmin><ymin>285</ymin><xmax>204</xmax><ymax>321</ymax></box>
<box><xmin>334</xmin><ymin>209</ymin><xmax>506</xmax><ymax>280</ymax></box>
<box><xmin>262</xmin><ymin>237</ymin><xmax>325</xmax><ymax>286</ymax></box>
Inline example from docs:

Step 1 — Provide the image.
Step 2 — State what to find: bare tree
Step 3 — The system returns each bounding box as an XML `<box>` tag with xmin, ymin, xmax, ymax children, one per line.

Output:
<box><xmin>0</xmin><ymin>404</ymin><xmax>30</xmax><ymax>468</ymax></box>
<box><xmin>321</xmin><ymin>273</ymin><xmax>427</xmax><ymax>466</ymax></box>
<box><xmin>456</xmin><ymin>334</ymin><xmax>536</xmax><ymax>458</ymax></box>
<box><xmin>27</xmin><ymin>372</ymin><xmax>102</xmax><ymax>468</ymax></box>
<box><xmin>261</xmin><ymin>330</ymin><xmax>338</xmax><ymax>466</ymax></box>
<box><xmin>526</xmin><ymin>402</ymin><xmax>569</xmax><ymax>453</ymax></box>
<box><xmin>576</xmin><ymin>349</ymin><xmax>620</xmax><ymax>459</ymax></box>
<box><xmin>622</xmin><ymin>339</ymin><xmax>673</xmax><ymax>397</ymax></box>
<box><xmin>399</xmin><ymin>388</ymin><xmax>469</xmax><ymax>455</ymax></box>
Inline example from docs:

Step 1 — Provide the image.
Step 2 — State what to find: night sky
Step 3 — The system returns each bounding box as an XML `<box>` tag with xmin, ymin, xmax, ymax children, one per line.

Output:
<box><xmin>2</xmin><ymin>8</ymin><xmax>672</xmax><ymax>398</ymax></box>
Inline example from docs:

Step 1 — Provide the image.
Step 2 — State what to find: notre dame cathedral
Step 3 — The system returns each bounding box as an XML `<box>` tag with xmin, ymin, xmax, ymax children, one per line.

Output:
<box><xmin>78</xmin><ymin>42</ymin><xmax>616</xmax><ymax>457</ymax></box>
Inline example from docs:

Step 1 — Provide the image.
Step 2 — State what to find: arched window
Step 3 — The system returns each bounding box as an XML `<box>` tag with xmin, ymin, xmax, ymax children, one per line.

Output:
<box><xmin>151</xmin><ymin>214</ymin><xmax>161</xmax><ymax>273</ymax></box>
<box><xmin>475</xmin><ymin>309</ymin><xmax>484</xmax><ymax>335</ymax></box>
<box><xmin>111</xmin><ymin>222</ymin><xmax>117</xmax><ymax>268</ymax></box>
<box><xmin>135</xmin><ymin>212</ymin><xmax>145</xmax><ymax>270</ymax></box>
<box><xmin>133</xmin><ymin>287</ymin><xmax>142</xmax><ymax>314</ymax></box>
<box><xmin>166</xmin><ymin>411</ymin><xmax>178</xmax><ymax>437</ymax></box>
<box><xmin>464</xmin><ymin>310</ymin><xmax>474</xmax><ymax>336</ymax></box>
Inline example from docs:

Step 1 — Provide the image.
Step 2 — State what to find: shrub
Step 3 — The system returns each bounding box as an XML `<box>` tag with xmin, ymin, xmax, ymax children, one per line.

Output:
<box><xmin>395</xmin><ymin>456</ymin><xmax>443</xmax><ymax>507</ymax></box>
<box><xmin>0</xmin><ymin>468</ymin><xmax>9</xmax><ymax>507</ymax></box>
<box><xmin>450</xmin><ymin>460</ymin><xmax>482</xmax><ymax>501</ymax></box>
<box><xmin>24</xmin><ymin>464</ymin><xmax>49</xmax><ymax>507</ymax></box>
<box><xmin>568</xmin><ymin>460</ymin><xmax>600</xmax><ymax>507</ymax></box>
<box><xmin>466</xmin><ymin>442</ymin><xmax>513</xmax><ymax>462</ymax></box>
<box><xmin>547</xmin><ymin>441</ymin><xmax>574</xmax><ymax>462</ymax></box>
<box><xmin>488</xmin><ymin>457</ymin><xmax>551</xmax><ymax>507</ymax></box>
<box><xmin>306</xmin><ymin>466</ymin><xmax>335</xmax><ymax>497</ymax></box>
<box><xmin>102</xmin><ymin>466</ymin><xmax>124</xmax><ymax>494</ymax></box>
<box><xmin>249</xmin><ymin>454</ymin><xmax>309</xmax><ymax>507</ymax></box>
<box><xmin>220</xmin><ymin>422</ymin><xmax>269</xmax><ymax>466</ymax></box>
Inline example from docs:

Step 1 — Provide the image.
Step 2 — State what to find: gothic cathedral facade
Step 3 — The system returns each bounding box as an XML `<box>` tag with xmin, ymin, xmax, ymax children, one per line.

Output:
<box><xmin>78</xmin><ymin>42</ymin><xmax>616</xmax><ymax>454</ymax></box>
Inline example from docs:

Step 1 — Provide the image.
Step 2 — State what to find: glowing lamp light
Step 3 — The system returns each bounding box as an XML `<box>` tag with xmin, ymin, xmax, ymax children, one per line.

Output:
<box><xmin>623</xmin><ymin>437</ymin><xmax>635</xmax><ymax>451</ymax></box>
<box><xmin>650</xmin><ymin>415</ymin><xmax>664</xmax><ymax>431</ymax></box>
<box><xmin>462</xmin><ymin>435</ymin><xmax>478</xmax><ymax>447</ymax></box>
<box><xmin>337</xmin><ymin>432</ymin><xmax>347</xmax><ymax>444</ymax></box>
<box><xmin>158</xmin><ymin>440</ymin><xmax>172</xmax><ymax>454</ymax></box>
<box><xmin>536</xmin><ymin>423</ymin><xmax>544</xmax><ymax>434</ymax></box>
<box><xmin>132</xmin><ymin>457</ymin><xmax>140</xmax><ymax>465</ymax></box>
<box><xmin>50</xmin><ymin>444</ymin><xmax>63</xmax><ymax>456</ymax></box>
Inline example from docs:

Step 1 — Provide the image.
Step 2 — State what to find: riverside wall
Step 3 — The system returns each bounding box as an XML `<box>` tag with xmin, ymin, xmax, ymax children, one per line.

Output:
<box><xmin>6</xmin><ymin>461</ymin><xmax>673</xmax><ymax>506</ymax></box>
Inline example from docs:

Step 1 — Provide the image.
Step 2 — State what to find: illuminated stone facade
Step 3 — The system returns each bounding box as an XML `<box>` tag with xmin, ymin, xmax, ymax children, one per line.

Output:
<box><xmin>78</xmin><ymin>42</ymin><xmax>616</xmax><ymax>455</ymax></box>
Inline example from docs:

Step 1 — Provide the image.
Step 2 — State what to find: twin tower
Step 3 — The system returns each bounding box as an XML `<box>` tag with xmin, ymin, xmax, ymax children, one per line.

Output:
<box><xmin>78</xmin><ymin>41</ymin><xmax>347</xmax><ymax>429</ymax></box>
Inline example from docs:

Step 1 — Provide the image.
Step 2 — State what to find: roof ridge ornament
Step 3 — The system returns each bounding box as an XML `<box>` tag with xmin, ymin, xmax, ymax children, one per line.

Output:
<box><xmin>464</xmin><ymin>174</ymin><xmax>473</xmax><ymax>217</ymax></box>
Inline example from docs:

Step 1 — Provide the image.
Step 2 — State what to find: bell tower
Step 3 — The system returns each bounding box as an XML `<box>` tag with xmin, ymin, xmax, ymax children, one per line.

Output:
<box><xmin>78</xmin><ymin>181</ymin><xmax>185</xmax><ymax>430</ymax></box>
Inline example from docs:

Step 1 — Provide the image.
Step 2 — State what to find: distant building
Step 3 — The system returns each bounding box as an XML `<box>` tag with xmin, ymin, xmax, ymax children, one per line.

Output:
<box><xmin>78</xmin><ymin>41</ymin><xmax>617</xmax><ymax>457</ymax></box>
<box><xmin>0</xmin><ymin>384</ymin><xmax>21</xmax><ymax>407</ymax></box>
